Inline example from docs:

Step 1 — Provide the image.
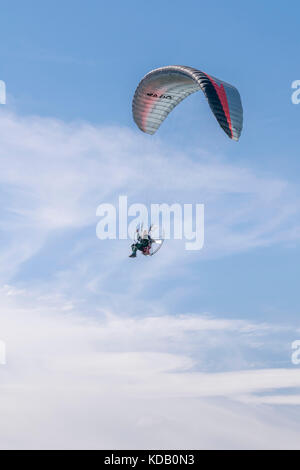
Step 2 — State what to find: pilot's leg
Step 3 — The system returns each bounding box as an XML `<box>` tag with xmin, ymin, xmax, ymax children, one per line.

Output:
<box><xmin>129</xmin><ymin>244</ymin><xmax>137</xmax><ymax>258</ymax></box>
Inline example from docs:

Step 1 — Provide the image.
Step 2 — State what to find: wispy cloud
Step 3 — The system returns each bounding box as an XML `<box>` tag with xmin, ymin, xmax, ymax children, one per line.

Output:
<box><xmin>0</xmin><ymin>109</ymin><xmax>299</xmax><ymax>285</ymax></box>
<box><xmin>0</xmin><ymin>284</ymin><xmax>300</xmax><ymax>449</ymax></box>
<box><xmin>0</xmin><ymin>109</ymin><xmax>300</xmax><ymax>449</ymax></box>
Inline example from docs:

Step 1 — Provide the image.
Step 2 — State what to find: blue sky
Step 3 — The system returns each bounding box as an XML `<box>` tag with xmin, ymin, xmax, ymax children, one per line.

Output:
<box><xmin>0</xmin><ymin>0</ymin><xmax>300</xmax><ymax>449</ymax></box>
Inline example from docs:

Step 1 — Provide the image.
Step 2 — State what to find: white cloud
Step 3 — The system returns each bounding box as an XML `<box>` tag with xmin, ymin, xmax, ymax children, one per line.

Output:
<box><xmin>0</xmin><ymin>284</ymin><xmax>300</xmax><ymax>449</ymax></box>
<box><xmin>0</xmin><ymin>109</ymin><xmax>299</xmax><ymax>282</ymax></box>
<box><xmin>0</xmin><ymin>109</ymin><xmax>300</xmax><ymax>449</ymax></box>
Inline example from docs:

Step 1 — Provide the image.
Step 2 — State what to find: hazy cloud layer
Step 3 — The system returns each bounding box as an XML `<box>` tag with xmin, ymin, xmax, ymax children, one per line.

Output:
<box><xmin>0</xmin><ymin>110</ymin><xmax>300</xmax><ymax>449</ymax></box>
<box><xmin>0</xmin><ymin>285</ymin><xmax>300</xmax><ymax>449</ymax></box>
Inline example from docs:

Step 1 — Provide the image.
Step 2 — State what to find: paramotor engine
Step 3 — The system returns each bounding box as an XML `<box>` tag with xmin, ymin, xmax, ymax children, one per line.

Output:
<box><xmin>135</xmin><ymin>224</ymin><xmax>165</xmax><ymax>257</ymax></box>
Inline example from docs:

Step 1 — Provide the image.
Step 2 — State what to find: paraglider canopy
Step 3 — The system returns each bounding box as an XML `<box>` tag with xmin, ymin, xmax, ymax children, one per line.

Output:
<box><xmin>132</xmin><ymin>65</ymin><xmax>243</xmax><ymax>141</ymax></box>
